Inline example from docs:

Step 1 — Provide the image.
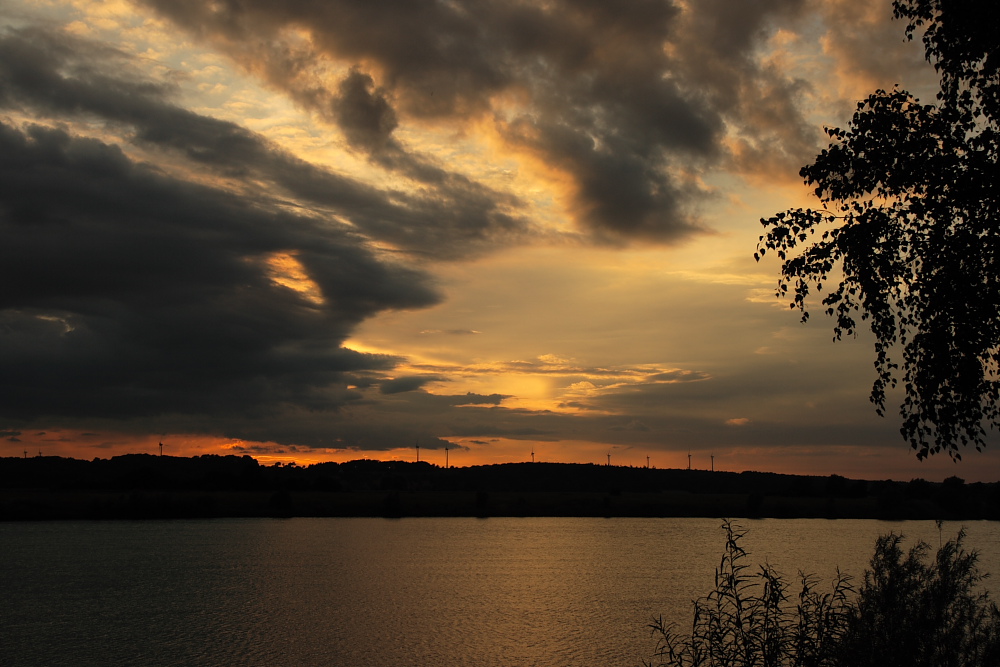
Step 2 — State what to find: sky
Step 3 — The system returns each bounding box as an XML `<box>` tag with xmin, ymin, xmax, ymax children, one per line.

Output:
<box><xmin>2</xmin><ymin>0</ymin><xmax>997</xmax><ymax>482</ymax></box>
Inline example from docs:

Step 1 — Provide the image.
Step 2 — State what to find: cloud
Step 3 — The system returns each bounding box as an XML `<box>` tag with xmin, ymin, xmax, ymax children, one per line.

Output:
<box><xmin>322</xmin><ymin>369</ymin><xmax>899</xmax><ymax>453</ymax></box>
<box><xmin>610</xmin><ymin>419</ymin><xmax>650</xmax><ymax>432</ymax></box>
<box><xmin>0</xmin><ymin>20</ymin><xmax>554</xmax><ymax>445</ymax></box>
<box><xmin>333</xmin><ymin>67</ymin><xmax>399</xmax><ymax>153</ymax></box>
<box><xmin>0</xmin><ymin>1</ymin><xmax>951</xmax><ymax>471</ymax></box>
<box><xmin>172</xmin><ymin>388</ymin><xmax>514</xmax><ymax>450</ymax></box>
<box><xmin>418</xmin><ymin>329</ymin><xmax>482</xmax><ymax>336</ymax></box>
<box><xmin>414</xmin><ymin>356</ymin><xmax>712</xmax><ymax>381</ymax></box>
<box><xmin>813</xmin><ymin>0</ymin><xmax>934</xmax><ymax>101</ymax></box>
<box><xmin>0</xmin><ymin>117</ymin><xmax>436</xmax><ymax>425</ymax></box>
<box><xmin>0</xmin><ymin>25</ymin><xmax>530</xmax><ymax>260</ymax></box>
<box><xmin>134</xmin><ymin>0</ymin><xmax>824</xmax><ymax>243</ymax></box>
<box><xmin>228</xmin><ymin>442</ymin><xmax>291</xmax><ymax>455</ymax></box>
<box><xmin>379</xmin><ymin>375</ymin><xmax>443</xmax><ymax>395</ymax></box>
<box><xmin>448</xmin><ymin>424</ymin><xmax>556</xmax><ymax>438</ymax></box>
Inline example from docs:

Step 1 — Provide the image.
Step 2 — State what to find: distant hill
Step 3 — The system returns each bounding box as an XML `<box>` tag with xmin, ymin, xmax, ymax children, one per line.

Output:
<box><xmin>0</xmin><ymin>454</ymin><xmax>996</xmax><ymax>520</ymax></box>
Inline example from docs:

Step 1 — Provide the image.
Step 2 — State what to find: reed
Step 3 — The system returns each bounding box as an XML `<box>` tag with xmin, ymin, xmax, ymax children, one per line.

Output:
<box><xmin>646</xmin><ymin>520</ymin><xmax>1000</xmax><ymax>667</ymax></box>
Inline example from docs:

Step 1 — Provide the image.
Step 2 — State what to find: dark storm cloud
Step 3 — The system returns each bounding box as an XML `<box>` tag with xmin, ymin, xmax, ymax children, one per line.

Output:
<box><xmin>137</xmin><ymin>0</ymin><xmax>818</xmax><ymax>243</ymax></box>
<box><xmin>0</xmin><ymin>26</ymin><xmax>529</xmax><ymax>259</ymax></box>
<box><xmin>0</xmin><ymin>119</ymin><xmax>436</xmax><ymax>423</ymax></box>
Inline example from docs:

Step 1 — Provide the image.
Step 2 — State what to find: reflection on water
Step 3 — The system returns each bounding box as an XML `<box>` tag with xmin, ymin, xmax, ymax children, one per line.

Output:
<box><xmin>2</xmin><ymin>518</ymin><xmax>998</xmax><ymax>666</ymax></box>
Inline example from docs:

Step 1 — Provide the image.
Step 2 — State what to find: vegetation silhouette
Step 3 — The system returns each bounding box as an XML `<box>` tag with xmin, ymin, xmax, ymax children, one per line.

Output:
<box><xmin>3</xmin><ymin>455</ymin><xmax>1000</xmax><ymax>519</ymax></box>
<box><xmin>646</xmin><ymin>521</ymin><xmax>1000</xmax><ymax>666</ymax></box>
<box><xmin>757</xmin><ymin>0</ymin><xmax>1000</xmax><ymax>459</ymax></box>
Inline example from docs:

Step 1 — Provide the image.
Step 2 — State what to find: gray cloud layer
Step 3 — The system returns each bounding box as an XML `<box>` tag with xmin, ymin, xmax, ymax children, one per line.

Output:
<box><xmin>0</xmin><ymin>1</ymin><xmax>926</xmax><ymax>454</ymax></box>
<box><xmin>0</xmin><ymin>119</ymin><xmax>434</xmax><ymax>421</ymax></box>
<box><xmin>0</xmin><ymin>26</ymin><xmax>530</xmax><ymax>260</ymax></box>
<box><xmin>137</xmin><ymin>0</ymin><xmax>822</xmax><ymax>242</ymax></box>
<box><xmin>0</xmin><ymin>23</ymin><xmax>468</xmax><ymax>435</ymax></box>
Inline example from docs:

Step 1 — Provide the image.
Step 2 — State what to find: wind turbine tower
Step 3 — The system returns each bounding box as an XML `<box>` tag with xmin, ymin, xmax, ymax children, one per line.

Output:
<box><xmin>646</xmin><ymin>455</ymin><xmax>650</xmax><ymax>469</ymax></box>
<box><xmin>687</xmin><ymin>453</ymin><xmax>691</xmax><ymax>470</ymax></box>
<box><xmin>445</xmin><ymin>444</ymin><xmax>449</xmax><ymax>468</ymax></box>
<box><xmin>711</xmin><ymin>455</ymin><xmax>715</xmax><ymax>472</ymax></box>
<box><xmin>416</xmin><ymin>442</ymin><xmax>420</xmax><ymax>463</ymax></box>
<box><xmin>607</xmin><ymin>451</ymin><xmax>611</xmax><ymax>467</ymax></box>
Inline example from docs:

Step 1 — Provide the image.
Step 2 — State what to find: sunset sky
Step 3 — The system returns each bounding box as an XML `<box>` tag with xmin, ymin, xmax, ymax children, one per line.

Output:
<box><xmin>2</xmin><ymin>0</ymin><xmax>996</xmax><ymax>482</ymax></box>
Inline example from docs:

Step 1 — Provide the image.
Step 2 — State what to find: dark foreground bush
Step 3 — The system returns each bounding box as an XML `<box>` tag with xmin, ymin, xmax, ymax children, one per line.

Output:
<box><xmin>647</xmin><ymin>520</ymin><xmax>1000</xmax><ymax>667</ymax></box>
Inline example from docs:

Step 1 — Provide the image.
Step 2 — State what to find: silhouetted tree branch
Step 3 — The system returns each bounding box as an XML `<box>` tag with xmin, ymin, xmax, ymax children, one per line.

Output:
<box><xmin>757</xmin><ymin>0</ymin><xmax>1000</xmax><ymax>459</ymax></box>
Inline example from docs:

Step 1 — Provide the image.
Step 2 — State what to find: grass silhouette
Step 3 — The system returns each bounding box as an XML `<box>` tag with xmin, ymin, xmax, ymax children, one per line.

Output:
<box><xmin>647</xmin><ymin>520</ymin><xmax>1000</xmax><ymax>666</ymax></box>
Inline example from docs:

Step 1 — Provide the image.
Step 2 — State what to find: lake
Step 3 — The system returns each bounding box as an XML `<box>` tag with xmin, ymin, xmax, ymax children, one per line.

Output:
<box><xmin>2</xmin><ymin>518</ymin><xmax>998</xmax><ymax>666</ymax></box>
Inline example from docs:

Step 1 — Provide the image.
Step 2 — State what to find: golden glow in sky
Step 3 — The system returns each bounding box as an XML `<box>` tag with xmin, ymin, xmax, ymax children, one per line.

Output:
<box><xmin>1</xmin><ymin>0</ymin><xmax>997</xmax><ymax>481</ymax></box>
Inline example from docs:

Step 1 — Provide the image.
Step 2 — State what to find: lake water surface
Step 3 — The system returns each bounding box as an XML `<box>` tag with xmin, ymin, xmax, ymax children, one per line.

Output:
<box><xmin>3</xmin><ymin>518</ymin><xmax>999</xmax><ymax>666</ymax></box>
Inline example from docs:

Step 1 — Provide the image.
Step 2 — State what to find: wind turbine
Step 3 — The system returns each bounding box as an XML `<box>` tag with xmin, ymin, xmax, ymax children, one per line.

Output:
<box><xmin>607</xmin><ymin>450</ymin><xmax>611</xmax><ymax>467</ymax></box>
<box><xmin>415</xmin><ymin>441</ymin><xmax>420</xmax><ymax>462</ymax></box>
<box><xmin>445</xmin><ymin>443</ymin><xmax>449</xmax><ymax>469</ymax></box>
<box><xmin>687</xmin><ymin>453</ymin><xmax>692</xmax><ymax>470</ymax></box>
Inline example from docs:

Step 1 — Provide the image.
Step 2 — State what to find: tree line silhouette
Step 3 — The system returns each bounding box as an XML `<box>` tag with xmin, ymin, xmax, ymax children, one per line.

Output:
<box><xmin>1</xmin><ymin>454</ymin><xmax>997</xmax><ymax>520</ymax></box>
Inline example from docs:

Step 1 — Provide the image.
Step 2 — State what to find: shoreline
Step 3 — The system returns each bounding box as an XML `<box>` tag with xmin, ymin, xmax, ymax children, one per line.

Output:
<box><xmin>2</xmin><ymin>454</ymin><xmax>996</xmax><ymax>521</ymax></box>
<box><xmin>0</xmin><ymin>488</ymin><xmax>979</xmax><ymax>521</ymax></box>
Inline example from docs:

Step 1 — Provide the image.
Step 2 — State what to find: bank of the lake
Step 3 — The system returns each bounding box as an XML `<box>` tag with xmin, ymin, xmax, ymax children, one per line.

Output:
<box><xmin>2</xmin><ymin>455</ymin><xmax>998</xmax><ymax>520</ymax></box>
<box><xmin>0</xmin><ymin>486</ymin><xmax>978</xmax><ymax>520</ymax></box>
